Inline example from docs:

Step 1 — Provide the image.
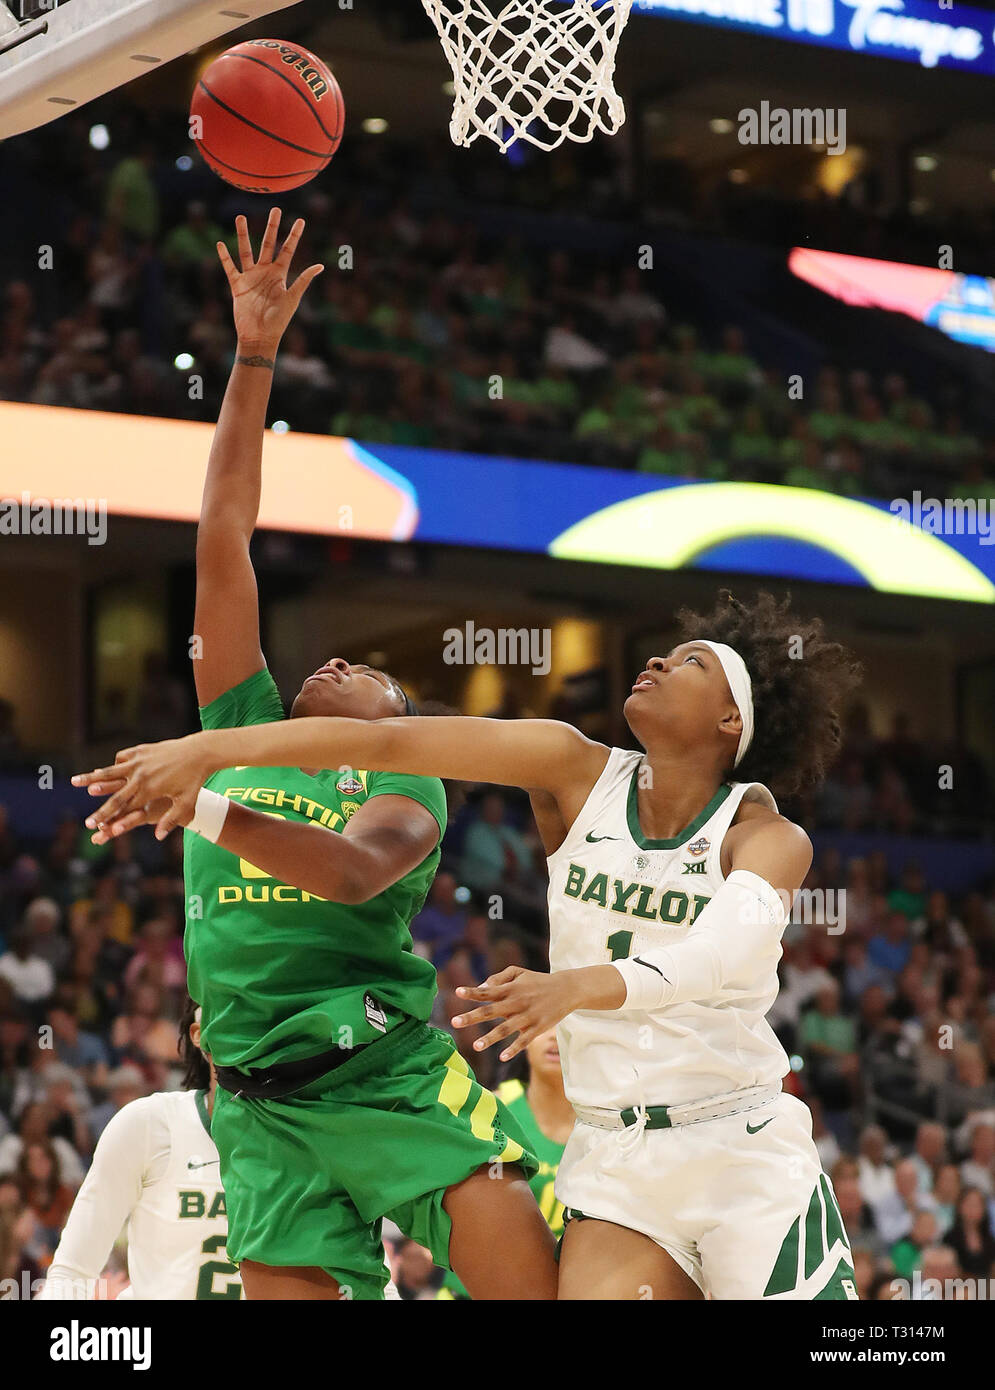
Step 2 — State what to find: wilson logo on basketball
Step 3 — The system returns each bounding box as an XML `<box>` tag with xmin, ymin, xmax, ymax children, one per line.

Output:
<box><xmin>246</xmin><ymin>40</ymin><xmax>331</xmax><ymax>101</ymax></box>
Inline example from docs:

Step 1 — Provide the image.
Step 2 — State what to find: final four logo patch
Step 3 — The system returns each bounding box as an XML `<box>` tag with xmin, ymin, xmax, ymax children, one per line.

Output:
<box><xmin>336</xmin><ymin>774</ymin><xmax>363</xmax><ymax>795</ymax></box>
<box><xmin>687</xmin><ymin>836</ymin><xmax>710</xmax><ymax>857</ymax></box>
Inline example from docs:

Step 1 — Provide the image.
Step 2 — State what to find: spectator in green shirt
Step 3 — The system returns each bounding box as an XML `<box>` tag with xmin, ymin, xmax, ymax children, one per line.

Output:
<box><xmin>851</xmin><ymin>394</ymin><xmax>912</xmax><ymax>454</ymax></box>
<box><xmin>729</xmin><ymin>404</ymin><xmax>776</xmax><ymax>471</ymax></box>
<box><xmin>799</xmin><ymin>982</ymin><xmax>859</xmax><ymax>1113</ymax></box>
<box><xmin>697</xmin><ymin>324</ymin><xmax>762</xmax><ymax>391</ymax></box>
<box><xmin>458</xmin><ymin>791</ymin><xmax>546</xmax><ymax>927</ymax></box>
<box><xmin>637</xmin><ymin>423</ymin><xmax>698</xmax><ymax>477</ymax></box>
<box><xmin>800</xmin><ymin>983</ymin><xmax>858</xmax><ymax>1057</ymax></box>
<box><xmin>887</xmin><ymin>864</ymin><xmax>927</xmax><ymax>922</ymax></box>
<box><xmin>778</xmin><ymin>417</ymin><xmax>815</xmax><ymax>473</ymax></box>
<box><xmin>951</xmin><ymin>459</ymin><xmax>995</xmax><ymax>503</ymax></box>
<box><xmin>325</xmin><ymin>287</ymin><xmax>384</xmax><ymax>362</ymax></box>
<box><xmin>889</xmin><ymin>1210</ymin><xmax>940</xmax><ymax>1281</ymax></box>
<box><xmin>163</xmin><ymin>202</ymin><xmax>227</xmax><ymax>269</ymax></box>
<box><xmin>934</xmin><ymin>413</ymin><xmax>982</xmax><ymax>464</ymax></box>
<box><xmin>883</xmin><ymin>371</ymin><xmax>932</xmax><ymax>429</ymax></box>
<box><xmin>531</xmin><ymin>366</ymin><xmax>580</xmax><ymax>418</ymax></box>
<box><xmin>783</xmin><ymin>440</ymin><xmax>835</xmax><ymax>492</ymax></box>
<box><xmin>332</xmin><ymin>384</ymin><xmax>392</xmax><ymax>443</ymax></box>
<box><xmin>669</xmin><ymin>370</ymin><xmax>729</xmax><ymax>434</ymax></box>
<box><xmin>104</xmin><ymin>145</ymin><xmax>159</xmax><ymax>242</ymax></box>
<box><xmin>809</xmin><ymin>385</ymin><xmax>853</xmax><ymax>445</ymax></box>
<box><xmin>490</xmin><ymin>352</ymin><xmax>537</xmax><ymax>411</ymax></box>
<box><xmin>448</xmin><ymin>350</ymin><xmax>490</xmax><ymax>409</ymax></box>
<box><xmin>823</xmin><ymin>438</ymin><xmax>865</xmax><ymax>496</ymax></box>
<box><xmin>380</xmin><ymin>308</ymin><xmax>432</xmax><ymax>368</ymax></box>
<box><xmin>574</xmin><ymin>388</ymin><xmax>616</xmax><ymax>442</ymax></box>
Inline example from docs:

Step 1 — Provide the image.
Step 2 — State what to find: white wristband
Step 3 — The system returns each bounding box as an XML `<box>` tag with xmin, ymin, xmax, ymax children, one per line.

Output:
<box><xmin>186</xmin><ymin>788</ymin><xmax>230</xmax><ymax>843</ymax></box>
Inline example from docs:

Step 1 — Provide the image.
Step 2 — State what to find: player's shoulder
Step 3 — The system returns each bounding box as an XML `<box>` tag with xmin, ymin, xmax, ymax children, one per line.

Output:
<box><xmin>366</xmin><ymin>765</ymin><xmax>445</xmax><ymax>796</ymax></box>
<box><xmin>731</xmin><ymin>795</ymin><xmax>809</xmax><ymax>841</ymax></box>
<box><xmin>104</xmin><ymin>1089</ymin><xmax>192</xmax><ymax>1133</ymax></box>
<box><xmin>727</xmin><ymin>798</ymin><xmax>812</xmax><ymax>873</ymax></box>
<box><xmin>581</xmin><ymin>744</ymin><xmax>640</xmax><ymax>786</ymax></box>
<box><xmin>199</xmin><ymin>665</ymin><xmax>284</xmax><ymax>732</ymax></box>
<box><xmin>94</xmin><ymin>1091</ymin><xmax>176</xmax><ymax>1155</ymax></box>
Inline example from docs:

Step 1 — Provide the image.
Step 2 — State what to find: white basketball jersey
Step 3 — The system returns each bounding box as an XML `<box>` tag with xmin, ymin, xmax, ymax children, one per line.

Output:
<box><xmin>126</xmin><ymin>1090</ymin><xmax>240</xmax><ymax>1300</ymax></box>
<box><xmin>548</xmin><ymin>747</ymin><xmax>790</xmax><ymax>1110</ymax></box>
<box><xmin>42</xmin><ymin>1089</ymin><xmax>242</xmax><ymax>1301</ymax></box>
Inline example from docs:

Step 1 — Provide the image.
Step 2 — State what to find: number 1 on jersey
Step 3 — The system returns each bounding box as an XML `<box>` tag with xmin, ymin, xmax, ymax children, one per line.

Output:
<box><xmin>606</xmin><ymin>930</ymin><xmax>633</xmax><ymax>961</ymax></box>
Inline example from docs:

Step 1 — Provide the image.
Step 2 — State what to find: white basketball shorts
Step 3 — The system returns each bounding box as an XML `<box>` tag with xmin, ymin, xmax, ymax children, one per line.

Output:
<box><xmin>556</xmin><ymin>1091</ymin><xmax>857</xmax><ymax>1300</ymax></box>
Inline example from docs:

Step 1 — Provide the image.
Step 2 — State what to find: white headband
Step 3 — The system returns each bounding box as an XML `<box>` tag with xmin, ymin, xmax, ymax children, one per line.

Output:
<box><xmin>698</xmin><ymin>640</ymin><xmax>754</xmax><ymax>768</ymax></box>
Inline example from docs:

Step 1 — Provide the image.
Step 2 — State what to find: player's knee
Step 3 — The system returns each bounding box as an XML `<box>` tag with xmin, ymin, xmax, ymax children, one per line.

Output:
<box><xmin>443</xmin><ymin>1160</ymin><xmax>533</xmax><ymax>1218</ymax></box>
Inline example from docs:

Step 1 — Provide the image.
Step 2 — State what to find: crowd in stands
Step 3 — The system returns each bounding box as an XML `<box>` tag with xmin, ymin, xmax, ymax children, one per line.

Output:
<box><xmin>1</xmin><ymin>123</ymin><xmax>992</xmax><ymax>506</ymax></box>
<box><xmin>795</xmin><ymin>705</ymin><xmax>993</xmax><ymax>841</ymax></box>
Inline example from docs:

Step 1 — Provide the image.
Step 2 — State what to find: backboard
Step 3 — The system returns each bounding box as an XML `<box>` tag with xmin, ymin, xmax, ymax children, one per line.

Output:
<box><xmin>0</xmin><ymin>0</ymin><xmax>304</xmax><ymax>140</ymax></box>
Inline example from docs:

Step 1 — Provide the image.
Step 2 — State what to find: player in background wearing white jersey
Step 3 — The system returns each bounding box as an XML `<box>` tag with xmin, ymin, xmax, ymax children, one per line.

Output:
<box><xmin>38</xmin><ymin>997</ymin><xmax>402</xmax><ymax>1304</ymax></box>
<box><xmin>38</xmin><ymin>997</ymin><xmax>243</xmax><ymax>1301</ymax></box>
<box><xmin>75</xmin><ymin>589</ymin><xmax>862</xmax><ymax>1300</ymax></box>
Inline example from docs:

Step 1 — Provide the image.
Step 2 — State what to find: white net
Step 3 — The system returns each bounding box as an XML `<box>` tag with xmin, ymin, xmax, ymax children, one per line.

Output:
<box><xmin>422</xmin><ymin>0</ymin><xmax>633</xmax><ymax>153</ymax></box>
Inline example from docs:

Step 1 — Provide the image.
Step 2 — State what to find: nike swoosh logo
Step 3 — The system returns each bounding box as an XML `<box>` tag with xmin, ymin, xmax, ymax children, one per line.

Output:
<box><xmin>746</xmin><ymin>1118</ymin><xmax>773</xmax><ymax>1134</ymax></box>
<box><xmin>187</xmin><ymin>1159</ymin><xmax>219</xmax><ymax>1170</ymax></box>
<box><xmin>633</xmin><ymin>957</ymin><xmax>671</xmax><ymax>983</ymax></box>
<box><xmin>586</xmin><ymin>832</ymin><xmax>620</xmax><ymax>842</ymax></box>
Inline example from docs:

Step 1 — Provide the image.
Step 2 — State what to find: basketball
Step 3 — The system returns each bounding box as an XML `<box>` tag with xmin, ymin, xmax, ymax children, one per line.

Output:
<box><xmin>190</xmin><ymin>39</ymin><xmax>344</xmax><ymax>194</ymax></box>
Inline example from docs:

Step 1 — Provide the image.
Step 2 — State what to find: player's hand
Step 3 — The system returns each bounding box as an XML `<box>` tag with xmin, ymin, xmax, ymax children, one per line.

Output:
<box><xmin>451</xmin><ymin>966</ymin><xmax>582</xmax><ymax>1062</ymax></box>
<box><xmin>80</xmin><ymin>788</ymin><xmax>174</xmax><ymax>845</ymax></box>
<box><xmin>218</xmin><ymin>207</ymin><xmax>324</xmax><ymax>351</ymax></box>
<box><xmin>453</xmin><ymin>964</ymin><xmax>628</xmax><ymax>1060</ymax></box>
<box><xmin>72</xmin><ymin>733</ymin><xmax>216</xmax><ymax>840</ymax></box>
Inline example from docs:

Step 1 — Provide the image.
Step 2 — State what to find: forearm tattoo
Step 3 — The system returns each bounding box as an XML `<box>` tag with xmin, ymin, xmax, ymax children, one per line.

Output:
<box><xmin>235</xmin><ymin>354</ymin><xmax>276</xmax><ymax>370</ymax></box>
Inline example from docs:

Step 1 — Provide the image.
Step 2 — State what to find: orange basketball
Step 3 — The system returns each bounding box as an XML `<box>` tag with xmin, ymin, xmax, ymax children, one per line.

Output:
<box><xmin>190</xmin><ymin>39</ymin><xmax>344</xmax><ymax>193</ymax></box>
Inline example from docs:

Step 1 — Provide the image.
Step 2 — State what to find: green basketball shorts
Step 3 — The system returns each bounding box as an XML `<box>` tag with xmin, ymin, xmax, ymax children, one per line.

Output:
<box><xmin>211</xmin><ymin>1018</ymin><xmax>538</xmax><ymax>1300</ymax></box>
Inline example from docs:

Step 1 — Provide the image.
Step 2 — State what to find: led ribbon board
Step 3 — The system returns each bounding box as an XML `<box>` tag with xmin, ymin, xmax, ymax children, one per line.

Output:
<box><xmin>789</xmin><ymin>247</ymin><xmax>995</xmax><ymax>353</ymax></box>
<box><xmin>2</xmin><ymin>402</ymin><xmax>992</xmax><ymax>604</ymax></box>
<box><xmin>632</xmin><ymin>0</ymin><xmax>995</xmax><ymax>77</ymax></box>
<box><xmin>548</xmin><ymin>482</ymin><xmax>995</xmax><ymax>604</ymax></box>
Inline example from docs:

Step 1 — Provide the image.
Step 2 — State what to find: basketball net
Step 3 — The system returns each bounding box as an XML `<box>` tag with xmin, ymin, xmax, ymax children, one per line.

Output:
<box><xmin>421</xmin><ymin>0</ymin><xmax>633</xmax><ymax>153</ymax></box>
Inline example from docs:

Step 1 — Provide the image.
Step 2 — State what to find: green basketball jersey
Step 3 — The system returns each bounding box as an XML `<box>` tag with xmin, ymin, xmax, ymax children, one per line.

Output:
<box><xmin>184</xmin><ymin>668</ymin><xmax>447</xmax><ymax>1069</ymax></box>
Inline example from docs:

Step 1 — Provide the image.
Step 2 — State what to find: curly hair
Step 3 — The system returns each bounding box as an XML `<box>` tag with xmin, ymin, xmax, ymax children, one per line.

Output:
<box><xmin>178</xmin><ymin>994</ymin><xmax>211</xmax><ymax>1092</ymax></box>
<box><xmin>676</xmin><ymin>589</ymin><xmax>862</xmax><ymax>799</ymax></box>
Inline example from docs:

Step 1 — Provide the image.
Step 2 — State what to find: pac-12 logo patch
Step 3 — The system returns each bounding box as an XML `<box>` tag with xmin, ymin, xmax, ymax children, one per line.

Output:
<box><xmin>340</xmin><ymin>800</ymin><xmax>361</xmax><ymax>820</ymax></box>
<box><xmin>336</xmin><ymin>774</ymin><xmax>363</xmax><ymax>794</ymax></box>
<box><xmin>687</xmin><ymin>836</ymin><xmax>710</xmax><ymax>857</ymax></box>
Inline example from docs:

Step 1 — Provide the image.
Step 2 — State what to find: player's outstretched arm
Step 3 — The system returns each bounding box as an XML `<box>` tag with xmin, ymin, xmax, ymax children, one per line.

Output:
<box><xmin>74</xmin><ymin>715</ymin><xmax>611</xmax><ymax>839</ymax></box>
<box><xmin>37</xmin><ymin>1100</ymin><xmax>151</xmax><ymax>1299</ymax></box>
<box><xmin>193</xmin><ymin>209</ymin><xmax>323</xmax><ymax>707</ymax></box>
